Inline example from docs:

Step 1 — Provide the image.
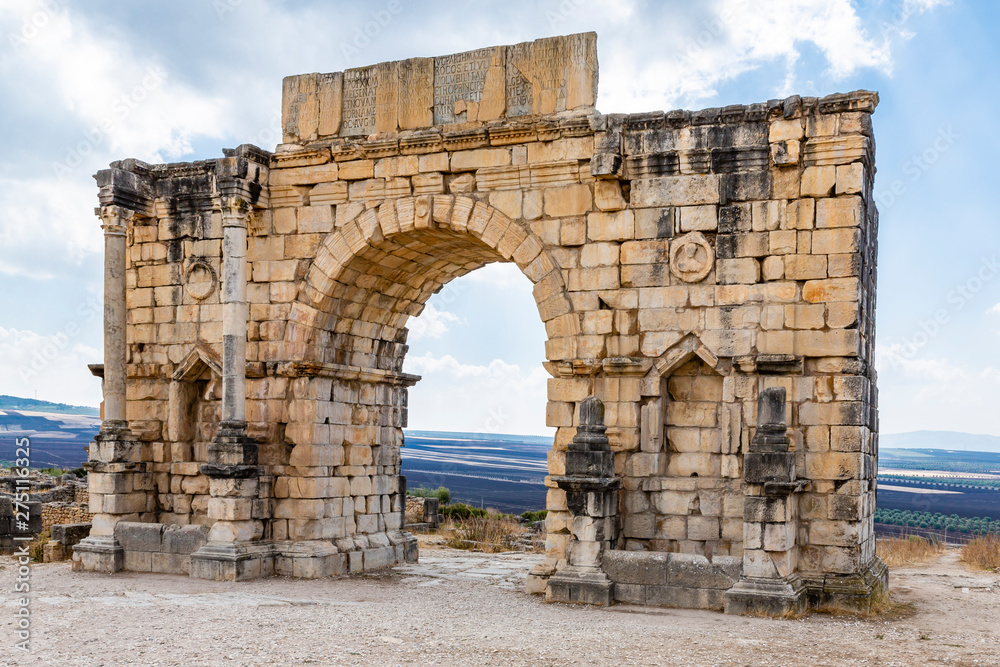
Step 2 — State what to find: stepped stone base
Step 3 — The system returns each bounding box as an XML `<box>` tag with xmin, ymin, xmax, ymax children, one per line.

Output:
<box><xmin>545</xmin><ymin>567</ymin><xmax>615</xmax><ymax>606</ymax></box>
<box><xmin>802</xmin><ymin>557</ymin><xmax>890</xmax><ymax>611</ymax></box>
<box><xmin>73</xmin><ymin>521</ymin><xmax>418</xmax><ymax>581</ymax></box>
<box><xmin>72</xmin><ymin>536</ymin><xmax>124</xmax><ymax>573</ymax></box>
<box><xmin>724</xmin><ymin>577</ymin><xmax>807</xmax><ymax>616</ymax></box>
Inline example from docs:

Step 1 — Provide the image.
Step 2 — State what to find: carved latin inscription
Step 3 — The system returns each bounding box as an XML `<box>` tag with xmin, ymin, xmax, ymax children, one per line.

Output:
<box><xmin>341</xmin><ymin>67</ymin><xmax>378</xmax><ymax>136</ymax></box>
<box><xmin>284</xmin><ymin>32</ymin><xmax>597</xmax><ymax>140</ymax></box>
<box><xmin>433</xmin><ymin>48</ymin><xmax>497</xmax><ymax>124</ymax></box>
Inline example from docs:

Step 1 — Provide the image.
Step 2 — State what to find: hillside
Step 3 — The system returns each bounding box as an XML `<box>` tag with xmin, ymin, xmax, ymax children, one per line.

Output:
<box><xmin>401</xmin><ymin>430</ymin><xmax>550</xmax><ymax>513</ymax></box>
<box><xmin>0</xmin><ymin>394</ymin><xmax>99</xmax><ymax>416</ymax></box>
<box><xmin>0</xmin><ymin>408</ymin><xmax>99</xmax><ymax>468</ymax></box>
<box><xmin>882</xmin><ymin>430</ymin><xmax>1000</xmax><ymax>453</ymax></box>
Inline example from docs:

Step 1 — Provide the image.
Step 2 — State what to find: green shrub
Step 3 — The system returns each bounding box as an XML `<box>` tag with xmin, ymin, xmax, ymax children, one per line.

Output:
<box><xmin>521</xmin><ymin>510</ymin><xmax>548</xmax><ymax>523</ymax></box>
<box><xmin>440</xmin><ymin>503</ymin><xmax>488</xmax><ymax>520</ymax></box>
<box><xmin>407</xmin><ymin>486</ymin><xmax>451</xmax><ymax>504</ymax></box>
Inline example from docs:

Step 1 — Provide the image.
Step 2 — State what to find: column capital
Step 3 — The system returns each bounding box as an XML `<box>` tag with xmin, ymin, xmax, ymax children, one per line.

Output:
<box><xmin>98</xmin><ymin>205</ymin><xmax>134</xmax><ymax>235</ymax></box>
<box><xmin>220</xmin><ymin>196</ymin><xmax>252</xmax><ymax>227</ymax></box>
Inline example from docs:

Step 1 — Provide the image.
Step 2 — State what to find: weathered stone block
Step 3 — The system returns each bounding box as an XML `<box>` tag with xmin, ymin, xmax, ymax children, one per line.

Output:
<box><xmin>632</xmin><ymin>175</ymin><xmax>720</xmax><ymax>207</ymax></box>
<box><xmin>668</xmin><ymin>553</ymin><xmax>739</xmax><ymax>590</ymax></box>
<box><xmin>162</xmin><ymin>524</ymin><xmax>209</xmax><ymax>554</ymax></box>
<box><xmin>801</xmin><ymin>165</ymin><xmax>836</xmax><ymax>197</ymax></box>
<box><xmin>603</xmin><ymin>550</ymin><xmax>669</xmax><ymax>585</ymax></box>
<box><xmin>115</xmin><ymin>522</ymin><xmax>164</xmax><ymax>553</ymax></box>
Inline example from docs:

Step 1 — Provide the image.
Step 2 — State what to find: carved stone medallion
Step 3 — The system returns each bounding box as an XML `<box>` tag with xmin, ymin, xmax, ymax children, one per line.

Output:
<box><xmin>669</xmin><ymin>232</ymin><xmax>714</xmax><ymax>283</ymax></box>
<box><xmin>185</xmin><ymin>261</ymin><xmax>217</xmax><ymax>300</ymax></box>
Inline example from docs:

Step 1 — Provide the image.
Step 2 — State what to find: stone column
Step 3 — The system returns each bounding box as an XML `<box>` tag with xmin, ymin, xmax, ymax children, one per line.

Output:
<box><xmin>74</xmin><ymin>206</ymin><xmax>141</xmax><ymax>573</ymax></box>
<box><xmin>725</xmin><ymin>387</ymin><xmax>806</xmax><ymax>615</ymax></box>
<box><xmin>101</xmin><ymin>206</ymin><xmax>129</xmax><ymax>432</ymax></box>
<box><xmin>192</xmin><ymin>196</ymin><xmax>264</xmax><ymax>581</ymax></box>
<box><xmin>204</xmin><ymin>196</ymin><xmax>257</xmax><ymax>469</ymax></box>
<box><xmin>545</xmin><ymin>396</ymin><xmax>619</xmax><ymax>606</ymax></box>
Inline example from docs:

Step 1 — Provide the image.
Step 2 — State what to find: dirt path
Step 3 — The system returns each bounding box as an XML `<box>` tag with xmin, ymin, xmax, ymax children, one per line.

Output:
<box><xmin>0</xmin><ymin>545</ymin><xmax>997</xmax><ymax>666</ymax></box>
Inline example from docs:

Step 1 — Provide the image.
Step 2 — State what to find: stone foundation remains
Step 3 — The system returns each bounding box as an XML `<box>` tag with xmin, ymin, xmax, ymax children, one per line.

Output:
<box><xmin>75</xmin><ymin>32</ymin><xmax>885</xmax><ymax>615</ymax></box>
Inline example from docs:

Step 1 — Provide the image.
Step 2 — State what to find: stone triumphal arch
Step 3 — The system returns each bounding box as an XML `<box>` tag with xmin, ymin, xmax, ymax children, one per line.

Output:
<box><xmin>74</xmin><ymin>33</ymin><xmax>886</xmax><ymax>615</ymax></box>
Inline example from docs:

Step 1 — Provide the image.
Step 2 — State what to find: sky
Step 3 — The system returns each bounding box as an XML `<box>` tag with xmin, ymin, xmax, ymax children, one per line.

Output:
<box><xmin>0</xmin><ymin>0</ymin><xmax>996</xmax><ymax>438</ymax></box>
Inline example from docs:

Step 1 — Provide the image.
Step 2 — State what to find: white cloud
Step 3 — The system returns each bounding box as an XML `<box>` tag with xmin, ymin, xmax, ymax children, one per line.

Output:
<box><xmin>988</xmin><ymin>303</ymin><xmax>1000</xmax><ymax>315</ymax></box>
<box><xmin>408</xmin><ymin>303</ymin><xmax>462</xmax><ymax>341</ymax></box>
<box><xmin>0</xmin><ymin>178</ymin><xmax>101</xmax><ymax>277</ymax></box>
<box><xmin>2</xmin><ymin>4</ymin><xmax>227</xmax><ymax>164</ymax></box>
<box><xmin>876</xmin><ymin>347</ymin><xmax>1000</xmax><ymax>436</ymax></box>
<box><xmin>0</xmin><ymin>2</ymin><xmax>229</xmax><ymax>281</ymax></box>
<box><xmin>0</xmin><ymin>325</ymin><xmax>103</xmax><ymax>407</ymax></box>
<box><xmin>403</xmin><ymin>353</ymin><xmax>552</xmax><ymax>437</ymax></box>
<box><xmin>599</xmin><ymin>0</ymin><xmax>909</xmax><ymax>112</ymax></box>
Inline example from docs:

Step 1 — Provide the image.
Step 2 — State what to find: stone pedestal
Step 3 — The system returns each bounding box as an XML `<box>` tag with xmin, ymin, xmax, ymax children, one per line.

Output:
<box><xmin>725</xmin><ymin>387</ymin><xmax>806</xmax><ymax>616</ymax></box>
<box><xmin>206</xmin><ymin>420</ymin><xmax>259</xmax><ymax>470</ymax></box>
<box><xmin>724</xmin><ymin>576</ymin><xmax>806</xmax><ymax>616</ymax></box>
<box><xmin>192</xmin><ymin>441</ymin><xmax>264</xmax><ymax>581</ymax></box>
<box><xmin>802</xmin><ymin>556</ymin><xmax>889</xmax><ymax>611</ymax></box>
<box><xmin>545</xmin><ymin>396</ymin><xmax>619</xmax><ymax>606</ymax></box>
<box><xmin>72</xmin><ymin>535</ymin><xmax>124</xmax><ymax>573</ymax></box>
<box><xmin>189</xmin><ymin>542</ymin><xmax>275</xmax><ymax>581</ymax></box>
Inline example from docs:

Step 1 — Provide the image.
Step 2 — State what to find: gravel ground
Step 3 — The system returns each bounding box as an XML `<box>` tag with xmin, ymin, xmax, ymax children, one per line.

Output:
<box><xmin>0</xmin><ymin>540</ymin><xmax>997</xmax><ymax>666</ymax></box>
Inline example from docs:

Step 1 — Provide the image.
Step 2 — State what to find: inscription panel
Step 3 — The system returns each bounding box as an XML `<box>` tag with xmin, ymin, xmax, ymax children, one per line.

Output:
<box><xmin>281</xmin><ymin>32</ymin><xmax>597</xmax><ymax>140</ymax></box>
<box><xmin>341</xmin><ymin>67</ymin><xmax>378</xmax><ymax>136</ymax></box>
<box><xmin>399</xmin><ymin>58</ymin><xmax>433</xmax><ymax>129</ymax></box>
<box><xmin>505</xmin><ymin>43</ymin><xmax>533</xmax><ymax>117</ymax></box>
<box><xmin>433</xmin><ymin>48</ymin><xmax>496</xmax><ymax>125</ymax></box>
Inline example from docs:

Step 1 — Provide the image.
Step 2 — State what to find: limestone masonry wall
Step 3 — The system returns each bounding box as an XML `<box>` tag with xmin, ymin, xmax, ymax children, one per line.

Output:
<box><xmin>77</xmin><ymin>32</ymin><xmax>884</xmax><ymax>615</ymax></box>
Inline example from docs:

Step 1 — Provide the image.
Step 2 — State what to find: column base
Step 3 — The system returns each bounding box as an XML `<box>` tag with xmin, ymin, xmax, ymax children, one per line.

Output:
<box><xmin>545</xmin><ymin>566</ymin><xmax>615</xmax><ymax>606</ymax></box>
<box><xmin>189</xmin><ymin>541</ymin><xmax>275</xmax><ymax>581</ymax></box>
<box><xmin>207</xmin><ymin>421</ymin><xmax>259</xmax><ymax>467</ymax></box>
<box><xmin>274</xmin><ymin>540</ymin><xmax>345</xmax><ymax>578</ymax></box>
<box><xmin>90</xmin><ymin>422</ymin><xmax>138</xmax><ymax>463</ymax></box>
<box><xmin>801</xmin><ymin>556</ymin><xmax>889</xmax><ymax>611</ymax></box>
<box><xmin>724</xmin><ymin>576</ymin><xmax>807</xmax><ymax>616</ymax></box>
<box><xmin>71</xmin><ymin>536</ymin><xmax>124</xmax><ymax>573</ymax></box>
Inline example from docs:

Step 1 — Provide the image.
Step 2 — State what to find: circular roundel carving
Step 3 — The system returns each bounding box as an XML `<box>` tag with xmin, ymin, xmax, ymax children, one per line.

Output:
<box><xmin>185</xmin><ymin>261</ymin><xmax>217</xmax><ymax>300</ymax></box>
<box><xmin>669</xmin><ymin>232</ymin><xmax>714</xmax><ymax>283</ymax></box>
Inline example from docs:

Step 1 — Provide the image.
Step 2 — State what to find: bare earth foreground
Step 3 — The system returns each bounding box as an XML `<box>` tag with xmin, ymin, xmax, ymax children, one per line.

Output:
<box><xmin>1</xmin><ymin>539</ymin><xmax>997</xmax><ymax>666</ymax></box>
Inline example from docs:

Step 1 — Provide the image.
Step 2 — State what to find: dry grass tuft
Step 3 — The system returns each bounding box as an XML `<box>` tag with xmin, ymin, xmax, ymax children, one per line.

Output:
<box><xmin>443</xmin><ymin>513</ymin><xmax>524</xmax><ymax>553</ymax></box>
<box><xmin>877</xmin><ymin>535</ymin><xmax>945</xmax><ymax>568</ymax></box>
<box><xmin>812</xmin><ymin>589</ymin><xmax>916</xmax><ymax>621</ymax></box>
<box><xmin>960</xmin><ymin>534</ymin><xmax>1000</xmax><ymax>571</ymax></box>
